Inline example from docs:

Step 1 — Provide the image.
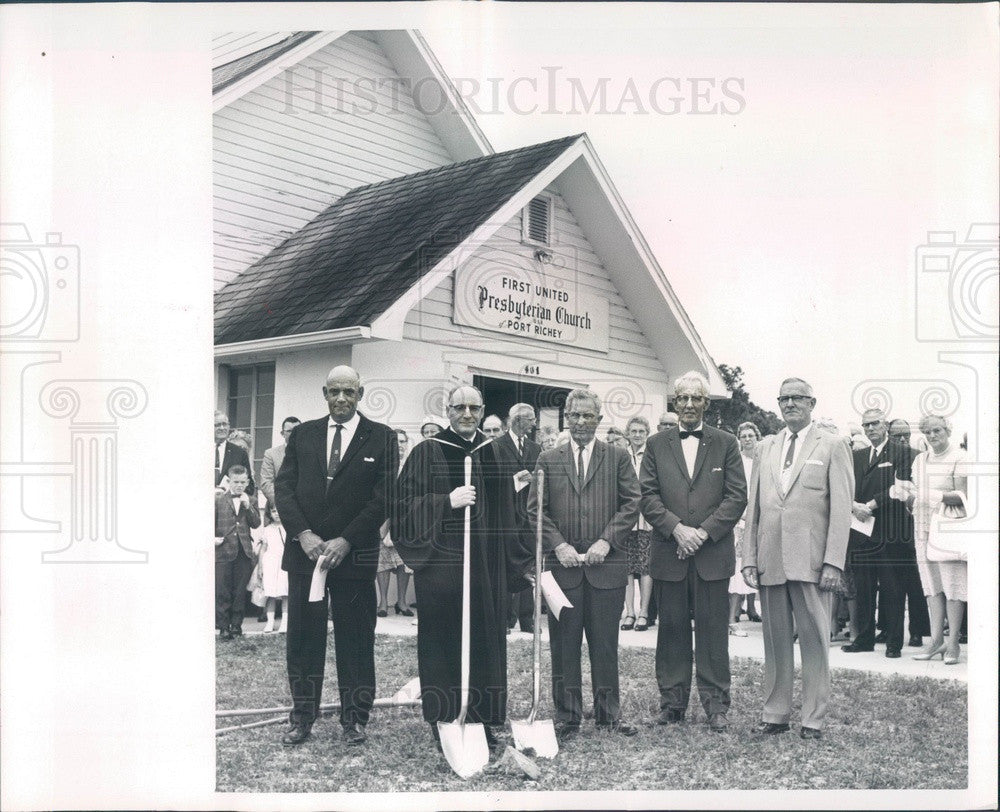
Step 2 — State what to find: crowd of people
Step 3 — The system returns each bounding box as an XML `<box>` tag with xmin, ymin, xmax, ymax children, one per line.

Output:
<box><xmin>213</xmin><ymin>365</ymin><xmax>973</xmax><ymax>751</ymax></box>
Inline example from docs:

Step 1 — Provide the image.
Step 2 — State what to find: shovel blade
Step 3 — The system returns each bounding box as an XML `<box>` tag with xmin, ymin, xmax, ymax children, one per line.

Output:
<box><xmin>437</xmin><ymin>720</ymin><xmax>489</xmax><ymax>779</ymax></box>
<box><xmin>510</xmin><ymin>719</ymin><xmax>559</xmax><ymax>759</ymax></box>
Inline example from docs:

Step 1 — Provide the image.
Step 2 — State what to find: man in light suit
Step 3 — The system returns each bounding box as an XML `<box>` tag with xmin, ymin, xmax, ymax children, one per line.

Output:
<box><xmin>494</xmin><ymin>403</ymin><xmax>541</xmax><ymax>633</ymax></box>
<box><xmin>639</xmin><ymin>371</ymin><xmax>747</xmax><ymax>732</ymax></box>
<box><xmin>528</xmin><ymin>389</ymin><xmax>640</xmax><ymax>739</ymax></box>
<box><xmin>214</xmin><ymin>411</ymin><xmax>255</xmax><ymax>495</ymax></box>
<box><xmin>743</xmin><ymin>377</ymin><xmax>853</xmax><ymax>740</ymax></box>
<box><xmin>258</xmin><ymin>416</ymin><xmax>301</xmax><ymax>505</ymax></box>
<box><xmin>274</xmin><ymin>365</ymin><xmax>398</xmax><ymax>747</ymax></box>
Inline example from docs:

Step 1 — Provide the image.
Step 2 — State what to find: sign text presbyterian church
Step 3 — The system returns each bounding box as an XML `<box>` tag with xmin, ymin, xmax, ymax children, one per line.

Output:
<box><xmin>453</xmin><ymin>264</ymin><xmax>610</xmax><ymax>353</ymax></box>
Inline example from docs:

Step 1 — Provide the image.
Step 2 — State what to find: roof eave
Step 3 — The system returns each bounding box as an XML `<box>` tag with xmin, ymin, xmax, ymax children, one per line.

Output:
<box><xmin>214</xmin><ymin>325</ymin><xmax>373</xmax><ymax>359</ymax></box>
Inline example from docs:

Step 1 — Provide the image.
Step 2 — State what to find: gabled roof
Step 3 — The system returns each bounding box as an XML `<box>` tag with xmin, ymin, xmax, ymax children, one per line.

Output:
<box><xmin>212</xmin><ymin>32</ymin><xmax>317</xmax><ymax>94</ymax></box>
<box><xmin>212</xmin><ymin>29</ymin><xmax>492</xmax><ymax>161</ymax></box>
<box><xmin>214</xmin><ymin>135</ymin><xmax>582</xmax><ymax>345</ymax></box>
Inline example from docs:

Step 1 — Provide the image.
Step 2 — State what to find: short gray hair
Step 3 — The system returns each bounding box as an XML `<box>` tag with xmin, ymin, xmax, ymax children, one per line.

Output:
<box><xmin>779</xmin><ymin>377</ymin><xmax>814</xmax><ymax>397</ymax></box>
<box><xmin>673</xmin><ymin>370</ymin><xmax>710</xmax><ymax>398</ymax></box>
<box><xmin>626</xmin><ymin>416</ymin><xmax>651</xmax><ymax>432</ymax></box>
<box><xmin>918</xmin><ymin>414</ymin><xmax>951</xmax><ymax>433</ymax></box>
<box><xmin>565</xmin><ymin>388</ymin><xmax>601</xmax><ymax>415</ymax></box>
<box><xmin>508</xmin><ymin>402</ymin><xmax>535</xmax><ymax>420</ymax></box>
<box><xmin>736</xmin><ymin>420</ymin><xmax>761</xmax><ymax>439</ymax></box>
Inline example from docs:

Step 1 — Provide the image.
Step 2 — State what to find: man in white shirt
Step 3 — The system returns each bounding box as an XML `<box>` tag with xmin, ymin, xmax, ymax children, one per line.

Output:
<box><xmin>743</xmin><ymin>377</ymin><xmax>853</xmax><ymax>740</ymax></box>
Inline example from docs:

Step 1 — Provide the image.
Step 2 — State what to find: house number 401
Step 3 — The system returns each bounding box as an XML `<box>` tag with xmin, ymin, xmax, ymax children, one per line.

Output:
<box><xmin>522</xmin><ymin>365</ymin><xmax>540</xmax><ymax>376</ymax></box>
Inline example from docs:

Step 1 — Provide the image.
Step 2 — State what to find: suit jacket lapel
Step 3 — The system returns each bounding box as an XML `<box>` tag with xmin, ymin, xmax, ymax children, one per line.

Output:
<box><xmin>584</xmin><ymin>441</ymin><xmax>605</xmax><ymax>490</ymax></box>
<box><xmin>667</xmin><ymin>431</ymin><xmax>691</xmax><ymax>484</ymax></box>
<box><xmin>563</xmin><ymin>444</ymin><xmax>581</xmax><ymax>494</ymax></box>
<box><xmin>769</xmin><ymin>434</ymin><xmax>784</xmax><ymax>494</ymax></box>
<box><xmin>333</xmin><ymin>415</ymin><xmax>370</xmax><ymax>481</ymax></box>
<box><xmin>786</xmin><ymin>429</ymin><xmax>819</xmax><ymax>492</ymax></box>
<box><xmin>691</xmin><ymin>431</ymin><xmax>712</xmax><ymax>482</ymax></box>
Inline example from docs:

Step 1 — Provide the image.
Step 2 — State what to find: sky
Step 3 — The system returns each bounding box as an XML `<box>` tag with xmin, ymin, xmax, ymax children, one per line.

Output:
<box><xmin>421</xmin><ymin>5</ymin><xmax>998</xmax><ymax>433</ymax></box>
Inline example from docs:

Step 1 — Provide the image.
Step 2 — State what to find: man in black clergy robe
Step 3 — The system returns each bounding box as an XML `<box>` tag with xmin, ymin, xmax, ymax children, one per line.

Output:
<box><xmin>392</xmin><ymin>384</ymin><xmax>530</xmax><ymax>752</ymax></box>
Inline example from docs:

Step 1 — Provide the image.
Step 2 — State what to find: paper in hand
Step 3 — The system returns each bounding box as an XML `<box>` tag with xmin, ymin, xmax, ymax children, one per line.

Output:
<box><xmin>540</xmin><ymin>570</ymin><xmax>573</xmax><ymax>620</ymax></box>
<box><xmin>851</xmin><ymin>514</ymin><xmax>875</xmax><ymax>536</ymax></box>
<box><xmin>308</xmin><ymin>556</ymin><xmax>329</xmax><ymax>602</ymax></box>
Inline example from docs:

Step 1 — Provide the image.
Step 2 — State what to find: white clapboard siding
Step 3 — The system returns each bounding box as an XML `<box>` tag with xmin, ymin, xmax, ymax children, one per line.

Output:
<box><xmin>403</xmin><ymin>188</ymin><xmax>664</xmax><ymax>377</ymax></box>
<box><xmin>213</xmin><ymin>33</ymin><xmax>293</xmax><ymax>69</ymax></box>
<box><xmin>214</xmin><ymin>32</ymin><xmax>456</xmax><ymax>290</ymax></box>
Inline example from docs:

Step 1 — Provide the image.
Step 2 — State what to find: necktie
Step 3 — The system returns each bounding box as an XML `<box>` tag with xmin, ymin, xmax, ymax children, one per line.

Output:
<box><xmin>327</xmin><ymin>423</ymin><xmax>343</xmax><ymax>481</ymax></box>
<box><xmin>577</xmin><ymin>444</ymin><xmax>586</xmax><ymax>488</ymax></box>
<box><xmin>518</xmin><ymin>436</ymin><xmax>524</xmax><ymax>459</ymax></box>
<box><xmin>869</xmin><ymin>447</ymin><xmax>877</xmax><ymax>467</ymax></box>
<box><xmin>679</xmin><ymin>430</ymin><xmax>703</xmax><ymax>440</ymax></box>
<box><xmin>783</xmin><ymin>431</ymin><xmax>798</xmax><ymax>471</ymax></box>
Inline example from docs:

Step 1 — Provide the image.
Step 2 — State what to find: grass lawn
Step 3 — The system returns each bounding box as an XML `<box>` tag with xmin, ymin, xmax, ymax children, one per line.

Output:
<box><xmin>217</xmin><ymin>633</ymin><xmax>967</xmax><ymax>793</ymax></box>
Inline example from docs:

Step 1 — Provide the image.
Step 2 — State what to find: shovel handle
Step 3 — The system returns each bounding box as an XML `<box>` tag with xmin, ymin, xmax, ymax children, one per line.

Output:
<box><xmin>528</xmin><ymin>467</ymin><xmax>544</xmax><ymax>724</ymax></box>
<box><xmin>457</xmin><ymin>455</ymin><xmax>473</xmax><ymax>726</ymax></box>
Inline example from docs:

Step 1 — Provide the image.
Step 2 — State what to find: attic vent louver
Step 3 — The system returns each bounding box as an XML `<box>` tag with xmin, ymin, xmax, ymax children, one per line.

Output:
<box><xmin>523</xmin><ymin>195</ymin><xmax>552</xmax><ymax>246</ymax></box>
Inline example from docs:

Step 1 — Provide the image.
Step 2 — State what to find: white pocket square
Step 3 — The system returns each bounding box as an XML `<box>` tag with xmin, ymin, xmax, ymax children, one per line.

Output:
<box><xmin>712</xmin><ymin>467</ymin><xmax>723</xmax><ymax>472</ymax></box>
<box><xmin>364</xmin><ymin>457</ymin><xmax>375</xmax><ymax>463</ymax></box>
<box><xmin>805</xmin><ymin>459</ymin><xmax>824</xmax><ymax>466</ymax></box>
<box><xmin>877</xmin><ymin>461</ymin><xmax>893</xmax><ymax>468</ymax></box>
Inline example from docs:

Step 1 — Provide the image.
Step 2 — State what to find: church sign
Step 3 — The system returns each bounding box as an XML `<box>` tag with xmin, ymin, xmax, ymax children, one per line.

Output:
<box><xmin>453</xmin><ymin>261</ymin><xmax>610</xmax><ymax>353</ymax></box>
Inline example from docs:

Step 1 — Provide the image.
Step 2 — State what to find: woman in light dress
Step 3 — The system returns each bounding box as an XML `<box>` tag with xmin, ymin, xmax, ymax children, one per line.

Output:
<box><xmin>727</xmin><ymin>421</ymin><xmax>760</xmax><ymax>636</ymax></box>
<box><xmin>900</xmin><ymin>415</ymin><xmax>968</xmax><ymax>664</ymax></box>
<box><xmin>256</xmin><ymin>502</ymin><xmax>289</xmax><ymax>633</ymax></box>
<box><xmin>376</xmin><ymin>429</ymin><xmax>414</xmax><ymax>618</ymax></box>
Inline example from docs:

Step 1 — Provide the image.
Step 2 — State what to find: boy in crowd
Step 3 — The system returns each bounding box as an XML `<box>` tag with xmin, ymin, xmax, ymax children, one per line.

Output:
<box><xmin>214</xmin><ymin>465</ymin><xmax>261</xmax><ymax>640</ymax></box>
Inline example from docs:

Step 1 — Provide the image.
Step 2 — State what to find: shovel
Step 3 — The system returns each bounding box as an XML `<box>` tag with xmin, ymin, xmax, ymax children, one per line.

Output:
<box><xmin>511</xmin><ymin>468</ymin><xmax>559</xmax><ymax>759</ymax></box>
<box><xmin>438</xmin><ymin>455</ymin><xmax>489</xmax><ymax>779</ymax></box>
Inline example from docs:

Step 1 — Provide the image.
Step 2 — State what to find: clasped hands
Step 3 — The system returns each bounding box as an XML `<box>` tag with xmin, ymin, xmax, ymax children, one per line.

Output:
<box><xmin>555</xmin><ymin>539</ymin><xmax>609</xmax><ymax>568</ymax></box>
<box><xmin>299</xmin><ymin>529</ymin><xmax>351</xmax><ymax>571</ymax></box>
<box><xmin>672</xmin><ymin>523</ymin><xmax>704</xmax><ymax>559</ymax></box>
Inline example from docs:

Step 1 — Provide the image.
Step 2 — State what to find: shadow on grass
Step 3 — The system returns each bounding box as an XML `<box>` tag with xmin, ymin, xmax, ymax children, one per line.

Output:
<box><xmin>217</xmin><ymin>634</ymin><xmax>967</xmax><ymax>792</ymax></box>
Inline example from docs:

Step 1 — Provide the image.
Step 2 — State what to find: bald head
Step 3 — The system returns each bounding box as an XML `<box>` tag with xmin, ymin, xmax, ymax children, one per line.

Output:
<box><xmin>323</xmin><ymin>365</ymin><xmax>363</xmax><ymax>423</ymax></box>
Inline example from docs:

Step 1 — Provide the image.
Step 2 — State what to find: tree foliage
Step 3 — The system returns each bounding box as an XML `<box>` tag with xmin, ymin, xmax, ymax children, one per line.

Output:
<box><xmin>706</xmin><ymin>364</ymin><xmax>785</xmax><ymax>437</ymax></box>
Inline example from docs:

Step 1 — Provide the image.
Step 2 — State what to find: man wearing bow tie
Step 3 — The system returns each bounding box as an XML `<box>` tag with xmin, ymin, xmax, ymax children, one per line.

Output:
<box><xmin>639</xmin><ymin>371</ymin><xmax>747</xmax><ymax>732</ymax></box>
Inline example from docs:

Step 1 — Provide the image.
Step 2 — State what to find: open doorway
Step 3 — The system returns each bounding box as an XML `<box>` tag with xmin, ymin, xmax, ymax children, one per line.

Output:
<box><xmin>473</xmin><ymin>375</ymin><xmax>572</xmax><ymax>440</ymax></box>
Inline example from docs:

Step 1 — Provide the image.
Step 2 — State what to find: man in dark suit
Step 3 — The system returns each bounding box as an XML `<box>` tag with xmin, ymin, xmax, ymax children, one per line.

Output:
<box><xmin>214</xmin><ymin>411</ymin><xmax>255</xmax><ymax>495</ymax></box>
<box><xmin>274</xmin><ymin>365</ymin><xmax>398</xmax><ymax>747</ymax></box>
<box><xmin>843</xmin><ymin>408</ymin><xmax>918</xmax><ymax>658</ymax></box>
<box><xmin>639</xmin><ymin>371</ymin><xmax>747</xmax><ymax>732</ymax></box>
<box><xmin>528</xmin><ymin>388</ymin><xmax>640</xmax><ymax>740</ymax></box>
<box><xmin>494</xmin><ymin>403</ymin><xmax>541</xmax><ymax>633</ymax></box>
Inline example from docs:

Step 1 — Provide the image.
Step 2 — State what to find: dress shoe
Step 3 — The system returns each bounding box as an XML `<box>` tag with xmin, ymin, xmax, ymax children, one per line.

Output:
<box><xmin>343</xmin><ymin>722</ymin><xmax>366</xmax><ymax>746</ymax></box>
<box><xmin>656</xmin><ymin>709</ymin><xmax>685</xmax><ymax>725</ymax></box>
<box><xmin>635</xmin><ymin>616</ymin><xmax>650</xmax><ymax>632</ymax></box>
<box><xmin>799</xmin><ymin>726</ymin><xmax>822</xmax><ymax>740</ymax></box>
<box><xmin>908</xmin><ymin>635</ymin><xmax>923</xmax><ymax>648</ymax></box>
<box><xmin>620</xmin><ymin>615</ymin><xmax>636</xmax><ymax>631</ymax></box>
<box><xmin>707</xmin><ymin>713</ymin><xmax>729</xmax><ymax>733</ymax></box>
<box><xmin>885</xmin><ymin>648</ymin><xmax>901</xmax><ymax>659</ymax></box>
<box><xmin>229</xmin><ymin>624</ymin><xmax>243</xmax><ymax>637</ymax></box>
<box><xmin>841</xmin><ymin>643</ymin><xmax>873</xmax><ymax>653</ymax></box>
<box><xmin>874</xmin><ymin>631</ymin><xmax>887</xmax><ymax>644</ymax></box>
<box><xmin>281</xmin><ymin>722</ymin><xmax>312</xmax><ymax>746</ymax></box>
<box><xmin>218</xmin><ymin>628</ymin><xmax>233</xmax><ymax>641</ymax></box>
<box><xmin>553</xmin><ymin>722</ymin><xmax>580</xmax><ymax>741</ymax></box>
<box><xmin>597</xmin><ymin>721</ymin><xmax>638</xmax><ymax>737</ymax></box>
<box><xmin>912</xmin><ymin>643</ymin><xmax>946</xmax><ymax>661</ymax></box>
<box><xmin>747</xmin><ymin>611</ymin><xmax>762</xmax><ymax>623</ymax></box>
<box><xmin>944</xmin><ymin>646</ymin><xmax>961</xmax><ymax>665</ymax></box>
<box><xmin>394</xmin><ymin>603</ymin><xmax>414</xmax><ymax>617</ymax></box>
<box><xmin>376</xmin><ymin>609</ymin><xmax>387</xmax><ymax>618</ymax></box>
<box><xmin>751</xmin><ymin>721</ymin><xmax>789</xmax><ymax>736</ymax></box>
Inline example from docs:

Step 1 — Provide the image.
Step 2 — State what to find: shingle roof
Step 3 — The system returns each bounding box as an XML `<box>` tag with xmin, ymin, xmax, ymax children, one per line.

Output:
<box><xmin>214</xmin><ymin>134</ymin><xmax>582</xmax><ymax>345</ymax></box>
<box><xmin>213</xmin><ymin>32</ymin><xmax>319</xmax><ymax>94</ymax></box>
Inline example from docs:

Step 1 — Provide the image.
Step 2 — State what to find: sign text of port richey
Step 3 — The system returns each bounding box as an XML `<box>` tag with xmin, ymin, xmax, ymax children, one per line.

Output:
<box><xmin>453</xmin><ymin>267</ymin><xmax>610</xmax><ymax>353</ymax></box>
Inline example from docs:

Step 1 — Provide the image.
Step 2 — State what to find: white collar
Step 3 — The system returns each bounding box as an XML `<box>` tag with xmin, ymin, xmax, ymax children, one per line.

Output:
<box><xmin>328</xmin><ymin>412</ymin><xmax>360</xmax><ymax>432</ymax></box>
